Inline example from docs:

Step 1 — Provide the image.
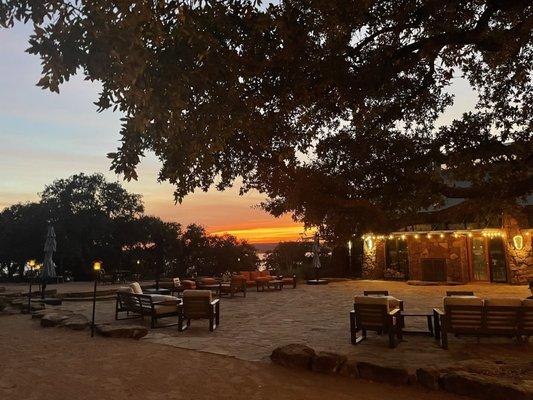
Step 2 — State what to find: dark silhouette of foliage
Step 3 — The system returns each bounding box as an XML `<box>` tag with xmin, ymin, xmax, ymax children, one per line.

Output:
<box><xmin>1</xmin><ymin>1</ymin><xmax>531</xmax><ymax>241</ymax></box>
<box><xmin>0</xmin><ymin>173</ymin><xmax>258</xmax><ymax>280</ymax></box>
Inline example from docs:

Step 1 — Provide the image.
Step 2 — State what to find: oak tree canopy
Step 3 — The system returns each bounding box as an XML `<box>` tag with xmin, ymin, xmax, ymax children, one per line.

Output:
<box><xmin>2</xmin><ymin>0</ymin><xmax>531</xmax><ymax>240</ymax></box>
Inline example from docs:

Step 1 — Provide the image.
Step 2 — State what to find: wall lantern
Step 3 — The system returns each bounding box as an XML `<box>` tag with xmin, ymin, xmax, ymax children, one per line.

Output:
<box><xmin>92</xmin><ymin>261</ymin><xmax>102</xmax><ymax>271</ymax></box>
<box><xmin>513</xmin><ymin>235</ymin><xmax>524</xmax><ymax>250</ymax></box>
<box><xmin>365</xmin><ymin>236</ymin><xmax>374</xmax><ymax>251</ymax></box>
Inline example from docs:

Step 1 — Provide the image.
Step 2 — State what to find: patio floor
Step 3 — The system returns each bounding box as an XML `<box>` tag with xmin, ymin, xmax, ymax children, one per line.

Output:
<box><xmin>16</xmin><ymin>279</ymin><xmax>531</xmax><ymax>372</ymax></box>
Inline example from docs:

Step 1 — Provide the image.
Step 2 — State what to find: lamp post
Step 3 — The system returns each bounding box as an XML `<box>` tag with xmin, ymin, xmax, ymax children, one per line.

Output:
<box><xmin>26</xmin><ymin>259</ymin><xmax>36</xmax><ymax>313</ymax></box>
<box><xmin>91</xmin><ymin>260</ymin><xmax>102</xmax><ymax>337</ymax></box>
<box><xmin>347</xmin><ymin>240</ymin><xmax>352</xmax><ymax>275</ymax></box>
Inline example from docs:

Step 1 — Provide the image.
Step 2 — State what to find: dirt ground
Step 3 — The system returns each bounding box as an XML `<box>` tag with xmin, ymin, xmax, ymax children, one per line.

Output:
<box><xmin>0</xmin><ymin>315</ymin><xmax>468</xmax><ymax>400</ymax></box>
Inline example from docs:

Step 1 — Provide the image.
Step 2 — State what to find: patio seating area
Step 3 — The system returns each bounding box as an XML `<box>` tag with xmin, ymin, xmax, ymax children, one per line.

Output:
<box><xmin>15</xmin><ymin>279</ymin><xmax>529</xmax><ymax>371</ymax></box>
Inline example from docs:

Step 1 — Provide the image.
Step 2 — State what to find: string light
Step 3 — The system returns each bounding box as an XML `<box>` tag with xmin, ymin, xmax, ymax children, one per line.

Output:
<box><xmin>440</xmin><ymin>234</ymin><xmax>444</xmax><ymax>238</ymax></box>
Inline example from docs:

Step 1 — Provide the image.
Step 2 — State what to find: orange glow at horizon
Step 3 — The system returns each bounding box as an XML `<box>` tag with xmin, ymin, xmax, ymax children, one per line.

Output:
<box><xmin>211</xmin><ymin>226</ymin><xmax>316</xmax><ymax>244</ymax></box>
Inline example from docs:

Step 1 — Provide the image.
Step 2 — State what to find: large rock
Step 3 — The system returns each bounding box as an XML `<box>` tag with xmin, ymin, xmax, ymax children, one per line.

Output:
<box><xmin>32</xmin><ymin>309</ymin><xmax>73</xmax><ymax>319</ymax></box>
<box><xmin>270</xmin><ymin>344</ymin><xmax>316</xmax><ymax>370</ymax></box>
<box><xmin>338</xmin><ymin>355</ymin><xmax>359</xmax><ymax>378</ymax></box>
<box><xmin>416</xmin><ymin>367</ymin><xmax>442</xmax><ymax>390</ymax></box>
<box><xmin>311</xmin><ymin>351</ymin><xmax>347</xmax><ymax>374</ymax></box>
<box><xmin>356</xmin><ymin>362</ymin><xmax>411</xmax><ymax>385</ymax></box>
<box><xmin>440</xmin><ymin>371</ymin><xmax>532</xmax><ymax>400</ymax></box>
<box><xmin>41</xmin><ymin>312</ymin><xmax>72</xmax><ymax>327</ymax></box>
<box><xmin>95</xmin><ymin>324</ymin><xmax>148</xmax><ymax>339</ymax></box>
<box><xmin>60</xmin><ymin>315</ymin><xmax>89</xmax><ymax>330</ymax></box>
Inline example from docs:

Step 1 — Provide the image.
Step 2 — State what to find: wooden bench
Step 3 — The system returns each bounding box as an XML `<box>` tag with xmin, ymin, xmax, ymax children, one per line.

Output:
<box><xmin>115</xmin><ymin>290</ymin><xmax>180</xmax><ymax>328</ymax></box>
<box><xmin>434</xmin><ymin>297</ymin><xmax>532</xmax><ymax>349</ymax></box>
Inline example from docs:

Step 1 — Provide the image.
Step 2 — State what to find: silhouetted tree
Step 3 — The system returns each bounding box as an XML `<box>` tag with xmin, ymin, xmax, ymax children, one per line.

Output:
<box><xmin>1</xmin><ymin>1</ymin><xmax>531</xmax><ymax>242</ymax></box>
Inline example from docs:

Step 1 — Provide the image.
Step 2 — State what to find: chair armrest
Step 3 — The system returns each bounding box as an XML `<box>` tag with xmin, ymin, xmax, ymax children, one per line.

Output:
<box><xmin>389</xmin><ymin>308</ymin><xmax>401</xmax><ymax>316</ymax></box>
<box><xmin>433</xmin><ymin>308</ymin><xmax>444</xmax><ymax>316</ymax></box>
<box><xmin>210</xmin><ymin>298</ymin><xmax>220</xmax><ymax>306</ymax></box>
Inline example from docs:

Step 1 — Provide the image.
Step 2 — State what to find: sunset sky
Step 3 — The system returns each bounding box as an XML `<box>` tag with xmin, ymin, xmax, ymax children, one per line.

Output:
<box><xmin>0</xmin><ymin>23</ymin><xmax>477</xmax><ymax>245</ymax></box>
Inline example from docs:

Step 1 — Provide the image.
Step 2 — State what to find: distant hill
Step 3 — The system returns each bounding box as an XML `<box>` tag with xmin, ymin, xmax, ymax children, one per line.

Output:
<box><xmin>253</xmin><ymin>243</ymin><xmax>278</xmax><ymax>253</ymax></box>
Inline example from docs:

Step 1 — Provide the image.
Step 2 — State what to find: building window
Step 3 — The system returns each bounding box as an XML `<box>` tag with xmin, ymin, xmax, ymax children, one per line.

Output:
<box><xmin>385</xmin><ymin>239</ymin><xmax>409</xmax><ymax>280</ymax></box>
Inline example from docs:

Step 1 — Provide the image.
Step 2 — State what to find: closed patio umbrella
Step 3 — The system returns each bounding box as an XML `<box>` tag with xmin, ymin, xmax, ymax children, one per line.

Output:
<box><xmin>312</xmin><ymin>233</ymin><xmax>321</xmax><ymax>280</ymax></box>
<box><xmin>41</xmin><ymin>224</ymin><xmax>57</xmax><ymax>299</ymax></box>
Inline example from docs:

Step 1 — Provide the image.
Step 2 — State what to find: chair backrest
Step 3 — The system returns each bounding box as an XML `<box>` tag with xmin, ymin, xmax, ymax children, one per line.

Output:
<box><xmin>200</xmin><ymin>277</ymin><xmax>218</xmax><ymax>285</ymax></box>
<box><xmin>353</xmin><ymin>296</ymin><xmax>391</xmax><ymax>329</ymax></box>
<box><xmin>443</xmin><ymin>296</ymin><xmax>483</xmax><ymax>332</ymax></box>
<box><xmin>446</xmin><ymin>290</ymin><xmax>475</xmax><ymax>297</ymax></box>
<box><xmin>130</xmin><ymin>282</ymin><xmax>143</xmax><ymax>294</ymax></box>
<box><xmin>182</xmin><ymin>290</ymin><xmax>212</xmax><ymax>319</ymax></box>
<box><xmin>364</xmin><ymin>290</ymin><xmax>389</xmax><ymax>296</ymax></box>
<box><xmin>259</xmin><ymin>270</ymin><xmax>272</xmax><ymax>278</ymax></box>
<box><xmin>230</xmin><ymin>275</ymin><xmax>246</xmax><ymax>286</ymax></box>
<box><xmin>181</xmin><ymin>280</ymin><xmax>196</xmax><ymax>290</ymax></box>
<box><xmin>521</xmin><ymin>299</ymin><xmax>533</xmax><ymax>334</ymax></box>
<box><xmin>483</xmin><ymin>298</ymin><xmax>521</xmax><ymax>332</ymax></box>
<box><xmin>240</xmin><ymin>271</ymin><xmax>251</xmax><ymax>281</ymax></box>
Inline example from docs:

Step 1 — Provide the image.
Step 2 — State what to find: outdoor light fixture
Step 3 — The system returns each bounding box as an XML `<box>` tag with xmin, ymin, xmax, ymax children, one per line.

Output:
<box><xmin>365</xmin><ymin>236</ymin><xmax>374</xmax><ymax>251</ymax></box>
<box><xmin>27</xmin><ymin>259</ymin><xmax>37</xmax><ymax>313</ymax></box>
<box><xmin>91</xmin><ymin>260</ymin><xmax>102</xmax><ymax>337</ymax></box>
<box><xmin>93</xmin><ymin>261</ymin><xmax>102</xmax><ymax>271</ymax></box>
<box><xmin>427</xmin><ymin>234</ymin><xmax>432</xmax><ymax>239</ymax></box>
<box><xmin>440</xmin><ymin>234</ymin><xmax>445</xmax><ymax>238</ymax></box>
<box><xmin>468</xmin><ymin>233</ymin><xmax>473</xmax><ymax>238</ymax></box>
<box><xmin>513</xmin><ymin>235</ymin><xmax>524</xmax><ymax>250</ymax></box>
<box><xmin>414</xmin><ymin>234</ymin><xmax>419</xmax><ymax>239</ymax></box>
<box><xmin>401</xmin><ymin>235</ymin><xmax>406</xmax><ymax>240</ymax></box>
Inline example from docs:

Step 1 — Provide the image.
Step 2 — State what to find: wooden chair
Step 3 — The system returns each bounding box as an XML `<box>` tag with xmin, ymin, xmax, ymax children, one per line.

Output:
<box><xmin>446</xmin><ymin>290</ymin><xmax>475</xmax><ymax>296</ymax></box>
<box><xmin>178</xmin><ymin>290</ymin><xmax>220</xmax><ymax>331</ymax></box>
<box><xmin>350</xmin><ymin>296</ymin><xmax>402</xmax><ymax>348</ymax></box>
<box><xmin>434</xmin><ymin>296</ymin><xmax>484</xmax><ymax>349</ymax></box>
<box><xmin>220</xmin><ymin>275</ymin><xmax>247</xmax><ymax>298</ymax></box>
<box><xmin>158</xmin><ymin>277</ymin><xmax>183</xmax><ymax>295</ymax></box>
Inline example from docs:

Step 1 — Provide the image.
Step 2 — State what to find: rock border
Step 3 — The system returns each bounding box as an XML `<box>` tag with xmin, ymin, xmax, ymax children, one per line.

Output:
<box><xmin>270</xmin><ymin>344</ymin><xmax>532</xmax><ymax>400</ymax></box>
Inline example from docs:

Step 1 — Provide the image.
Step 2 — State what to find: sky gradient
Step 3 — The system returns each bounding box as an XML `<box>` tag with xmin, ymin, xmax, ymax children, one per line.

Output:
<box><xmin>0</xmin><ymin>23</ymin><xmax>477</xmax><ymax>245</ymax></box>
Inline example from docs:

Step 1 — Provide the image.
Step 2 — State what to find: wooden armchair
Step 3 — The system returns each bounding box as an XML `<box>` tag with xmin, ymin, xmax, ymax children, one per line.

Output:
<box><xmin>220</xmin><ymin>275</ymin><xmax>247</xmax><ymax>298</ymax></box>
<box><xmin>178</xmin><ymin>290</ymin><xmax>220</xmax><ymax>331</ymax></box>
<box><xmin>158</xmin><ymin>277</ymin><xmax>182</xmax><ymax>295</ymax></box>
<box><xmin>350</xmin><ymin>295</ymin><xmax>402</xmax><ymax>348</ymax></box>
<box><xmin>433</xmin><ymin>296</ymin><xmax>483</xmax><ymax>349</ymax></box>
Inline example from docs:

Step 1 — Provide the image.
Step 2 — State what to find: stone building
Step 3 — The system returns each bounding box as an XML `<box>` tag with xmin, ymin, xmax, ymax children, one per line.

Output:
<box><xmin>362</xmin><ymin>208</ymin><xmax>532</xmax><ymax>284</ymax></box>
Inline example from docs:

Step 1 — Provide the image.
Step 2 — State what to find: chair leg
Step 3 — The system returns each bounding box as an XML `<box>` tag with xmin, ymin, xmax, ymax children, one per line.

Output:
<box><xmin>151</xmin><ymin>317</ymin><xmax>156</xmax><ymax>329</ymax></box>
<box><xmin>388</xmin><ymin>330</ymin><xmax>396</xmax><ymax>348</ymax></box>
<box><xmin>350</xmin><ymin>311</ymin><xmax>356</xmax><ymax>344</ymax></box>
<box><xmin>441</xmin><ymin>329</ymin><xmax>448</xmax><ymax>349</ymax></box>
<box><xmin>209</xmin><ymin>318</ymin><xmax>214</xmax><ymax>331</ymax></box>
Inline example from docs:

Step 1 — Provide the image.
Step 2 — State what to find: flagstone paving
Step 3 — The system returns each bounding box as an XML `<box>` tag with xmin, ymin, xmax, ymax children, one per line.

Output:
<box><xmin>28</xmin><ymin>279</ymin><xmax>531</xmax><ymax>372</ymax></box>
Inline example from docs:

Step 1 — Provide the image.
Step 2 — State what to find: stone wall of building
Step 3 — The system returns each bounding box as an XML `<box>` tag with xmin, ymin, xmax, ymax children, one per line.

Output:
<box><xmin>361</xmin><ymin>239</ymin><xmax>385</xmax><ymax>279</ymax></box>
<box><xmin>406</xmin><ymin>236</ymin><xmax>469</xmax><ymax>282</ymax></box>
<box><xmin>502</xmin><ymin>213</ymin><xmax>532</xmax><ymax>284</ymax></box>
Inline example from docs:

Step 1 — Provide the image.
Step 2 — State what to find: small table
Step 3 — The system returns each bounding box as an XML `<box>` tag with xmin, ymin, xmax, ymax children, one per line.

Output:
<box><xmin>144</xmin><ymin>288</ymin><xmax>171</xmax><ymax>295</ymax></box>
<box><xmin>400</xmin><ymin>312</ymin><xmax>434</xmax><ymax>336</ymax></box>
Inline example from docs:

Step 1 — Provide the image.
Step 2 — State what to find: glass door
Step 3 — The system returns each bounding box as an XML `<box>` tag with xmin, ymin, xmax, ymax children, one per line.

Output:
<box><xmin>471</xmin><ymin>237</ymin><xmax>489</xmax><ymax>281</ymax></box>
<box><xmin>489</xmin><ymin>238</ymin><xmax>508</xmax><ymax>283</ymax></box>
